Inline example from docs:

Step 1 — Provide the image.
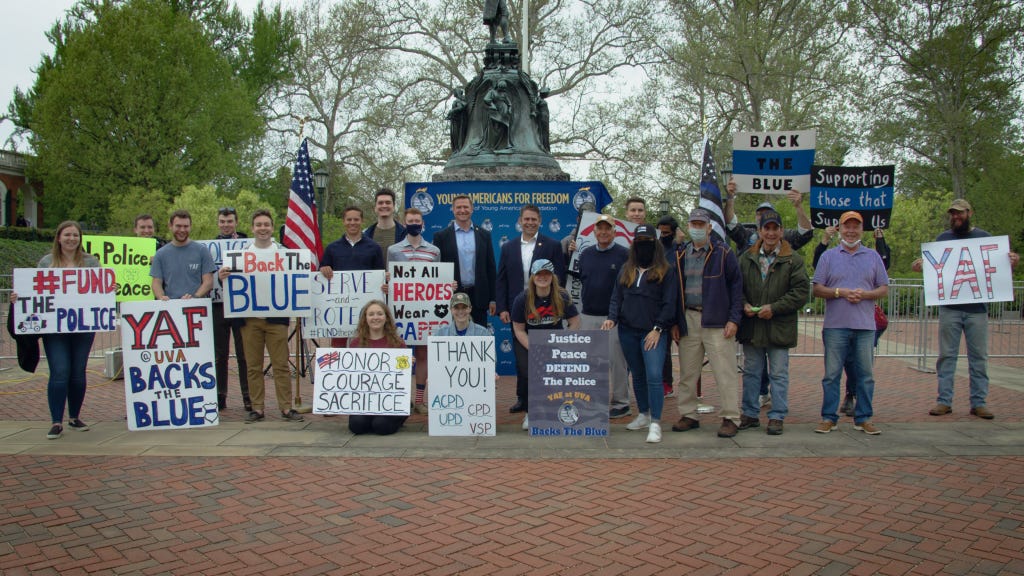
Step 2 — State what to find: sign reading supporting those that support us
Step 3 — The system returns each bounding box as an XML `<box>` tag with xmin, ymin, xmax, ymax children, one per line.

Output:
<box><xmin>197</xmin><ymin>239</ymin><xmax>253</xmax><ymax>303</ymax></box>
<box><xmin>303</xmin><ymin>270</ymin><xmax>387</xmax><ymax>339</ymax></box>
<box><xmin>809</xmin><ymin>165</ymin><xmax>895</xmax><ymax>231</ymax></box>
<box><xmin>732</xmin><ymin>130</ymin><xmax>817</xmax><ymax>195</ymax></box>
<box><xmin>921</xmin><ymin>235</ymin><xmax>1015</xmax><ymax>307</ymax></box>
<box><xmin>527</xmin><ymin>330</ymin><xmax>610</xmax><ymax>438</ymax></box>
<box><xmin>120</xmin><ymin>299</ymin><xmax>218</xmax><ymax>431</ymax></box>
<box><xmin>221</xmin><ymin>248</ymin><xmax>313</xmax><ymax>318</ymax></box>
<box><xmin>83</xmin><ymin>235</ymin><xmax>157</xmax><ymax>301</ymax></box>
<box><xmin>427</xmin><ymin>336</ymin><xmax>497</xmax><ymax>436</ymax></box>
<box><xmin>12</xmin><ymin>267</ymin><xmax>118</xmax><ymax>335</ymax></box>
<box><xmin>313</xmin><ymin>347</ymin><xmax>413</xmax><ymax>416</ymax></box>
<box><xmin>389</xmin><ymin>262</ymin><xmax>455</xmax><ymax>344</ymax></box>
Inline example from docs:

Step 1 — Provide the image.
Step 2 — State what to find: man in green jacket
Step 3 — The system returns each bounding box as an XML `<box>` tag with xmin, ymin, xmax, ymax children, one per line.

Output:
<box><xmin>736</xmin><ymin>210</ymin><xmax>810</xmax><ymax>435</ymax></box>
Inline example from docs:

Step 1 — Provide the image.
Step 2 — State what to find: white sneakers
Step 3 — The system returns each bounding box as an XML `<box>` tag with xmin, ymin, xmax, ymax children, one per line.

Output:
<box><xmin>646</xmin><ymin>422</ymin><xmax>662</xmax><ymax>443</ymax></box>
<box><xmin>522</xmin><ymin>414</ymin><xmax>529</xmax><ymax>431</ymax></box>
<box><xmin>626</xmin><ymin>413</ymin><xmax>650</xmax><ymax>430</ymax></box>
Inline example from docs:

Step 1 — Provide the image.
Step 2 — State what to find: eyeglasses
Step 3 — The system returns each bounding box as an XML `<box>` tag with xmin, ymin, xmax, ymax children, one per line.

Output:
<box><xmin>218</xmin><ymin>207</ymin><xmax>237</xmax><ymax>216</ymax></box>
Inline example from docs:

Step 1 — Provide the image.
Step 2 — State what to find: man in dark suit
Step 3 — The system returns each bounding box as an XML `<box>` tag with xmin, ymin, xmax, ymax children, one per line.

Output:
<box><xmin>433</xmin><ymin>195</ymin><xmax>497</xmax><ymax>327</ymax></box>
<box><xmin>496</xmin><ymin>204</ymin><xmax>568</xmax><ymax>412</ymax></box>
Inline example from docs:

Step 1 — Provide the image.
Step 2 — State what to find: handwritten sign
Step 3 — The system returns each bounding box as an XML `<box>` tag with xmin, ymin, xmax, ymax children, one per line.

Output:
<box><xmin>196</xmin><ymin>239</ymin><xmax>252</xmax><ymax>303</ymax></box>
<box><xmin>312</xmin><ymin>348</ymin><xmax>413</xmax><ymax>415</ymax></box>
<box><xmin>120</xmin><ymin>299</ymin><xmax>218</xmax><ymax>430</ymax></box>
<box><xmin>527</xmin><ymin>330</ymin><xmax>610</xmax><ymax>437</ymax></box>
<box><xmin>809</xmin><ymin>165</ymin><xmax>894</xmax><ymax>230</ymax></box>
<box><xmin>12</xmin><ymin>267</ymin><xmax>117</xmax><ymax>334</ymax></box>
<box><xmin>222</xmin><ymin>248</ymin><xmax>313</xmax><ymax>318</ymax></box>
<box><xmin>303</xmin><ymin>270</ymin><xmax>386</xmax><ymax>339</ymax></box>
<box><xmin>921</xmin><ymin>236</ymin><xmax>1014</xmax><ymax>306</ymax></box>
<box><xmin>427</xmin><ymin>336</ymin><xmax>496</xmax><ymax>436</ymax></box>
<box><xmin>732</xmin><ymin>130</ymin><xmax>816</xmax><ymax>194</ymax></box>
<box><xmin>389</xmin><ymin>262</ymin><xmax>455</xmax><ymax>344</ymax></box>
<box><xmin>83</xmin><ymin>236</ymin><xmax>157</xmax><ymax>301</ymax></box>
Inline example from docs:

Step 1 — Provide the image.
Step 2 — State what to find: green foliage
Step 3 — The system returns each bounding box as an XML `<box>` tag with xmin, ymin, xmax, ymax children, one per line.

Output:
<box><xmin>105</xmin><ymin>187</ymin><xmax>175</xmax><ymax>238</ymax></box>
<box><xmin>0</xmin><ymin>238</ymin><xmax>56</xmax><ymax>283</ymax></box>
<box><xmin>0</xmin><ymin>227</ymin><xmax>56</xmax><ymax>243</ymax></box>
<box><xmin>885</xmin><ymin>189</ymin><xmax>952</xmax><ymax>276</ymax></box>
<box><xmin>171</xmin><ymin>185</ymin><xmax>278</xmax><ymax>239</ymax></box>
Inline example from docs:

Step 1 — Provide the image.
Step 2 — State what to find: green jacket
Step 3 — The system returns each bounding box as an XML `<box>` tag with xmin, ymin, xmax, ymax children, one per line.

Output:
<box><xmin>736</xmin><ymin>239</ymin><xmax>809</xmax><ymax>348</ymax></box>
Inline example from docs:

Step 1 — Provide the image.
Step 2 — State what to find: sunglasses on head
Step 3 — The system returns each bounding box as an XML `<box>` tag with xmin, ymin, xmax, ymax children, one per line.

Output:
<box><xmin>218</xmin><ymin>207</ymin><xmax>237</xmax><ymax>216</ymax></box>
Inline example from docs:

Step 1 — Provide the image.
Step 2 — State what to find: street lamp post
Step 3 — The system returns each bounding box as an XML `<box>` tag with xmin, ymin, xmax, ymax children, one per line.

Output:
<box><xmin>313</xmin><ymin>169</ymin><xmax>329</xmax><ymax>224</ymax></box>
<box><xmin>658</xmin><ymin>199</ymin><xmax>670</xmax><ymax>216</ymax></box>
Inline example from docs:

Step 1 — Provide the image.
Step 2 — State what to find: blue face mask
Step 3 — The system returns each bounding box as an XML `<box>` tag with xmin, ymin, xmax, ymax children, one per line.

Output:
<box><xmin>406</xmin><ymin>223</ymin><xmax>423</xmax><ymax>237</ymax></box>
<box><xmin>688</xmin><ymin>227</ymin><xmax>707</xmax><ymax>243</ymax></box>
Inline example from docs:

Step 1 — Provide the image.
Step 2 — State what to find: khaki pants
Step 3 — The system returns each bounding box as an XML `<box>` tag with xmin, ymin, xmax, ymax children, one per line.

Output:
<box><xmin>676</xmin><ymin>309</ymin><xmax>740</xmax><ymax>423</ymax></box>
<box><xmin>241</xmin><ymin>318</ymin><xmax>293</xmax><ymax>414</ymax></box>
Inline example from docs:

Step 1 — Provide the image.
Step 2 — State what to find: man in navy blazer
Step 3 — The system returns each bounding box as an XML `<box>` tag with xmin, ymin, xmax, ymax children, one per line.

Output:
<box><xmin>433</xmin><ymin>195</ymin><xmax>497</xmax><ymax>326</ymax></box>
<box><xmin>496</xmin><ymin>204</ymin><xmax>567</xmax><ymax>412</ymax></box>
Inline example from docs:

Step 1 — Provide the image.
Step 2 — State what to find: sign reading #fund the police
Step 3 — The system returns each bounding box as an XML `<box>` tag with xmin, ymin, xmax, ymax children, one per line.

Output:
<box><xmin>427</xmin><ymin>336</ymin><xmax>496</xmax><ymax>436</ymax></box>
<box><xmin>527</xmin><ymin>330</ymin><xmax>610</xmax><ymax>438</ymax></box>
<box><xmin>120</xmin><ymin>299</ymin><xmax>218</xmax><ymax>431</ymax></box>
<box><xmin>12</xmin><ymin>267</ymin><xmax>117</xmax><ymax>335</ymax></box>
<box><xmin>222</xmin><ymin>248</ymin><xmax>313</xmax><ymax>318</ymax></box>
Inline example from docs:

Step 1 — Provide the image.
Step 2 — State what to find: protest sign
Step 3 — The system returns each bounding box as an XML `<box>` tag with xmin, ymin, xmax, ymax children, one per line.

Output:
<box><xmin>389</xmin><ymin>262</ymin><xmax>455</xmax><ymax>344</ymax></box>
<box><xmin>921</xmin><ymin>236</ymin><xmax>1014</xmax><ymax>307</ymax></box>
<box><xmin>809</xmin><ymin>165</ymin><xmax>894</xmax><ymax>230</ymax></box>
<box><xmin>565</xmin><ymin>213</ymin><xmax>637</xmax><ymax>305</ymax></box>
<box><xmin>732</xmin><ymin>130</ymin><xmax>816</xmax><ymax>194</ymax></box>
<box><xmin>312</xmin><ymin>347</ymin><xmax>413</xmax><ymax>415</ymax></box>
<box><xmin>527</xmin><ymin>330</ymin><xmax>610</xmax><ymax>437</ymax></box>
<box><xmin>197</xmin><ymin>238</ymin><xmax>252</xmax><ymax>302</ymax></box>
<box><xmin>120</xmin><ymin>299</ymin><xmax>218</xmax><ymax>430</ymax></box>
<box><xmin>83</xmin><ymin>236</ymin><xmax>157</xmax><ymax>301</ymax></box>
<box><xmin>12</xmin><ymin>267</ymin><xmax>117</xmax><ymax>335</ymax></box>
<box><xmin>221</xmin><ymin>248</ymin><xmax>313</xmax><ymax>318</ymax></box>
<box><xmin>303</xmin><ymin>270</ymin><xmax>387</xmax><ymax>339</ymax></box>
<box><xmin>427</xmin><ymin>336</ymin><xmax>497</xmax><ymax>436</ymax></box>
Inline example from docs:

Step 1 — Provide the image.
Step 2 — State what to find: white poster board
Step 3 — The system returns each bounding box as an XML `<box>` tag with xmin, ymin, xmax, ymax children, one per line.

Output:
<box><xmin>197</xmin><ymin>239</ymin><xmax>252</xmax><ymax>303</ymax></box>
<box><xmin>389</xmin><ymin>262</ymin><xmax>455</xmax><ymax>344</ymax></box>
<box><xmin>312</xmin><ymin>347</ymin><xmax>413</xmax><ymax>415</ymax></box>
<box><xmin>732</xmin><ymin>130</ymin><xmax>816</xmax><ymax>194</ymax></box>
<box><xmin>12</xmin><ymin>267</ymin><xmax>117</xmax><ymax>334</ymax></box>
<box><xmin>427</xmin><ymin>336</ymin><xmax>497</xmax><ymax>436</ymax></box>
<box><xmin>221</xmin><ymin>248</ymin><xmax>313</xmax><ymax>318</ymax></box>
<box><xmin>302</xmin><ymin>270</ymin><xmax>387</xmax><ymax>339</ymax></box>
<box><xmin>921</xmin><ymin>236</ymin><xmax>1014</xmax><ymax>306</ymax></box>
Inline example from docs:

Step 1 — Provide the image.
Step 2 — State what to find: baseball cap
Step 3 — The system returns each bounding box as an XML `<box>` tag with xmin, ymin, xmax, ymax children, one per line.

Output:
<box><xmin>530</xmin><ymin>259</ymin><xmax>555</xmax><ymax>276</ymax></box>
<box><xmin>594</xmin><ymin>214</ymin><xmax>615</xmax><ymax>226</ymax></box>
<box><xmin>839</xmin><ymin>211</ymin><xmax>863</xmax><ymax>225</ymax></box>
<box><xmin>450</xmin><ymin>292</ymin><xmax>472</xmax><ymax>308</ymax></box>
<box><xmin>758</xmin><ymin>209</ymin><xmax>783</xmax><ymax>228</ymax></box>
<box><xmin>633</xmin><ymin>224</ymin><xmax>657</xmax><ymax>239</ymax></box>
<box><xmin>948</xmin><ymin>198</ymin><xmax>972</xmax><ymax>213</ymax></box>
<box><xmin>688</xmin><ymin>208</ymin><xmax>711</xmax><ymax>223</ymax></box>
<box><xmin>755</xmin><ymin>202</ymin><xmax>775</xmax><ymax>212</ymax></box>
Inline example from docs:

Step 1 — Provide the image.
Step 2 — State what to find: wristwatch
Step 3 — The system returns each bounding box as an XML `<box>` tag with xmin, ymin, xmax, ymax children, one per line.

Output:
<box><xmin>652</xmin><ymin>326</ymin><xmax>663</xmax><ymax>333</ymax></box>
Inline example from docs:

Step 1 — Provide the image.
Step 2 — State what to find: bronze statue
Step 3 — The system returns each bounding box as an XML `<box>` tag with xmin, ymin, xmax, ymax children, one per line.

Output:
<box><xmin>483</xmin><ymin>0</ymin><xmax>511</xmax><ymax>44</ymax></box>
<box><xmin>447</xmin><ymin>88</ymin><xmax>468</xmax><ymax>153</ymax></box>
<box><xmin>483</xmin><ymin>80</ymin><xmax>514</xmax><ymax>151</ymax></box>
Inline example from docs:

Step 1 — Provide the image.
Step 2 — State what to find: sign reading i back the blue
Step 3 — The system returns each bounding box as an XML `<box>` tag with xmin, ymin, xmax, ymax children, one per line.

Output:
<box><xmin>809</xmin><ymin>165</ymin><xmax>895</xmax><ymax>231</ymax></box>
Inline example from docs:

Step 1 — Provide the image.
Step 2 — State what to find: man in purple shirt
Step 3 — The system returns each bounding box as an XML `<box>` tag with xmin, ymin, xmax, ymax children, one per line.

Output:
<box><xmin>811</xmin><ymin>211</ymin><xmax>889</xmax><ymax>435</ymax></box>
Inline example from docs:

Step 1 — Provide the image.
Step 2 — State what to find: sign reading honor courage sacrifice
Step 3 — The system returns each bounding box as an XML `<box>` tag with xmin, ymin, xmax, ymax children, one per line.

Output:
<box><xmin>921</xmin><ymin>236</ymin><xmax>1015</xmax><ymax>307</ymax></box>
<box><xmin>809</xmin><ymin>165</ymin><xmax>895</xmax><ymax>230</ymax></box>
<box><xmin>302</xmin><ymin>270</ymin><xmax>387</xmax><ymax>339</ymax></box>
<box><xmin>528</xmin><ymin>330</ymin><xmax>610</xmax><ymax>437</ymax></box>
<box><xmin>732</xmin><ymin>130</ymin><xmax>816</xmax><ymax>195</ymax></box>
<box><xmin>427</xmin><ymin>336</ymin><xmax>497</xmax><ymax>436</ymax></box>
<box><xmin>83</xmin><ymin>236</ymin><xmax>157</xmax><ymax>301</ymax></box>
<box><xmin>389</xmin><ymin>262</ymin><xmax>454</xmax><ymax>344</ymax></box>
<box><xmin>12</xmin><ymin>267</ymin><xmax>117</xmax><ymax>335</ymax></box>
<box><xmin>120</xmin><ymin>299</ymin><xmax>218</xmax><ymax>431</ymax></box>
<box><xmin>313</xmin><ymin>348</ymin><xmax>413</xmax><ymax>416</ymax></box>
<box><xmin>222</xmin><ymin>248</ymin><xmax>313</xmax><ymax>318</ymax></box>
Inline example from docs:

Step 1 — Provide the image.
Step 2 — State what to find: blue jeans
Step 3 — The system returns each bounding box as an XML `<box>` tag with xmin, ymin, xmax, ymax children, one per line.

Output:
<box><xmin>821</xmin><ymin>328</ymin><xmax>875</xmax><ymax>424</ymax></box>
<box><xmin>42</xmin><ymin>332</ymin><xmax>96</xmax><ymax>424</ymax></box>
<box><xmin>618</xmin><ymin>326</ymin><xmax>668</xmax><ymax>419</ymax></box>
<box><xmin>936</xmin><ymin>307</ymin><xmax>989</xmax><ymax>408</ymax></box>
<box><xmin>742</xmin><ymin>345</ymin><xmax>789</xmax><ymax>421</ymax></box>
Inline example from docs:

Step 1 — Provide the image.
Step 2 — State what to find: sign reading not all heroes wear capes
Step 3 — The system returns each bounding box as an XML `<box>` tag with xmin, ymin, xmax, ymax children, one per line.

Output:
<box><xmin>527</xmin><ymin>330</ymin><xmax>609</xmax><ymax>437</ymax></box>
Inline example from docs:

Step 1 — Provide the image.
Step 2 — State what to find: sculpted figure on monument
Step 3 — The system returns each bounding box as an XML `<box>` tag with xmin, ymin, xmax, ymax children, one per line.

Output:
<box><xmin>483</xmin><ymin>80</ymin><xmax>514</xmax><ymax>151</ymax></box>
<box><xmin>484</xmin><ymin>0</ymin><xmax>511</xmax><ymax>44</ymax></box>
<box><xmin>447</xmin><ymin>88</ymin><xmax>469</xmax><ymax>153</ymax></box>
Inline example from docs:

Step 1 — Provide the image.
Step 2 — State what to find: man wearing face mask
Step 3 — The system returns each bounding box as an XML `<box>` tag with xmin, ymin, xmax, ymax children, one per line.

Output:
<box><xmin>812</xmin><ymin>211</ymin><xmax>889</xmax><ymax>435</ymax></box>
<box><xmin>388</xmin><ymin>208</ymin><xmax>441</xmax><ymax>414</ymax></box>
<box><xmin>670</xmin><ymin>208</ymin><xmax>745</xmax><ymax>438</ymax></box>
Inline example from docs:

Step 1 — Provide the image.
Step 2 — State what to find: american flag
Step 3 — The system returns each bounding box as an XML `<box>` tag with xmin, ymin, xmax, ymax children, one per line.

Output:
<box><xmin>317</xmin><ymin>351</ymin><xmax>340</xmax><ymax>369</ymax></box>
<box><xmin>282</xmin><ymin>138</ymin><xmax>323</xmax><ymax>267</ymax></box>
<box><xmin>697</xmin><ymin>138</ymin><xmax>727</xmax><ymax>241</ymax></box>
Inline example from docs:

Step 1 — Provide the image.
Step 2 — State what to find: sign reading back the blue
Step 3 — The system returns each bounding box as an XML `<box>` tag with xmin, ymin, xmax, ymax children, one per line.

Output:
<box><xmin>732</xmin><ymin>130</ymin><xmax>816</xmax><ymax>194</ymax></box>
<box><xmin>809</xmin><ymin>165</ymin><xmax>895</xmax><ymax>231</ymax></box>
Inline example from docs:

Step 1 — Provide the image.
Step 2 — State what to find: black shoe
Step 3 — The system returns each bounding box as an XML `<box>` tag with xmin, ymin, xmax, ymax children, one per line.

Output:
<box><xmin>245</xmin><ymin>411</ymin><xmax>265</xmax><ymax>423</ymax></box>
<box><xmin>243</xmin><ymin>401</ymin><xmax>253</xmax><ymax>412</ymax></box>
<box><xmin>509</xmin><ymin>400</ymin><xmax>526</xmax><ymax>413</ymax></box>
<box><xmin>67</xmin><ymin>418</ymin><xmax>90</xmax><ymax>431</ymax></box>
<box><xmin>281</xmin><ymin>410</ymin><xmax>305</xmax><ymax>422</ymax></box>
<box><xmin>609</xmin><ymin>406</ymin><xmax>632</xmax><ymax>419</ymax></box>
<box><xmin>47</xmin><ymin>424</ymin><xmax>63</xmax><ymax>439</ymax></box>
<box><xmin>738</xmin><ymin>415</ymin><xmax>759</xmax><ymax>430</ymax></box>
<box><xmin>841</xmin><ymin>394</ymin><xmax>855</xmax><ymax>417</ymax></box>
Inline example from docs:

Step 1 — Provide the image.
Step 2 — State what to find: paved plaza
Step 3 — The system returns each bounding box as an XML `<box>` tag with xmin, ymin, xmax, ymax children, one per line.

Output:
<box><xmin>1</xmin><ymin>352</ymin><xmax>1022</xmax><ymax>574</ymax></box>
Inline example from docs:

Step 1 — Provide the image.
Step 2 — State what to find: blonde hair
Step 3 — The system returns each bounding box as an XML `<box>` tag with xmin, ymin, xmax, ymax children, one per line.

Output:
<box><xmin>525</xmin><ymin>273</ymin><xmax>567</xmax><ymax>322</ymax></box>
<box><xmin>49</xmin><ymin>221</ymin><xmax>87</xmax><ymax>267</ymax></box>
<box><xmin>352</xmin><ymin>300</ymin><xmax>405</xmax><ymax>347</ymax></box>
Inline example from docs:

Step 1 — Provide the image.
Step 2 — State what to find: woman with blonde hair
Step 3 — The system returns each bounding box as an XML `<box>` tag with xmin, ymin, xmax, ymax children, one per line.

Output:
<box><xmin>347</xmin><ymin>300</ymin><xmax>410</xmax><ymax>435</ymax></box>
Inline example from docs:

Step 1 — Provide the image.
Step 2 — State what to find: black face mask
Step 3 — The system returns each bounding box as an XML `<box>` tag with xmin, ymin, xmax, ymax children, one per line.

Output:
<box><xmin>406</xmin><ymin>223</ymin><xmax>423</xmax><ymax>237</ymax></box>
<box><xmin>660</xmin><ymin>235</ymin><xmax>675</xmax><ymax>250</ymax></box>
<box><xmin>635</xmin><ymin>242</ymin><xmax>656</xmax><ymax>267</ymax></box>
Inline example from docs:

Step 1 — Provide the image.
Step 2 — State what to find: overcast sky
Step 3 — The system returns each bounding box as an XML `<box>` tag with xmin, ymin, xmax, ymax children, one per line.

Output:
<box><xmin>0</xmin><ymin>0</ymin><xmax>300</xmax><ymax>149</ymax></box>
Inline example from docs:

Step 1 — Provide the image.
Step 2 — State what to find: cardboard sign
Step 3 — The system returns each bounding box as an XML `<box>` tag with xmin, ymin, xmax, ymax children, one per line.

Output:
<box><xmin>810</xmin><ymin>165</ymin><xmax>895</xmax><ymax>230</ymax></box>
<box><xmin>83</xmin><ymin>236</ymin><xmax>157</xmax><ymax>301</ymax></box>
<box><xmin>120</xmin><ymin>299</ymin><xmax>218</xmax><ymax>431</ymax></box>
<box><xmin>303</xmin><ymin>270</ymin><xmax>387</xmax><ymax>339</ymax></box>
<box><xmin>427</xmin><ymin>336</ymin><xmax>497</xmax><ymax>436</ymax></box>
<box><xmin>389</xmin><ymin>262</ymin><xmax>455</xmax><ymax>344</ymax></box>
<box><xmin>732</xmin><ymin>130</ymin><xmax>816</xmax><ymax>194</ymax></box>
<box><xmin>12</xmin><ymin>267</ymin><xmax>117</xmax><ymax>334</ymax></box>
<box><xmin>196</xmin><ymin>239</ymin><xmax>253</xmax><ymax>303</ymax></box>
<box><xmin>221</xmin><ymin>248</ymin><xmax>313</xmax><ymax>318</ymax></box>
<box><xmin>312</xmin><ymin>347</ymin><xmax>413</xmax><ymax>415</ymax></box>
<box><xmin>527</xmin><ymin>330</ymin><xmax>610</xmax><ymax>437</ymax></box>
<box><xmin>921</xmin><ymin>236</ymin><xmax>1014</xmax><ymax>306</ymax></box>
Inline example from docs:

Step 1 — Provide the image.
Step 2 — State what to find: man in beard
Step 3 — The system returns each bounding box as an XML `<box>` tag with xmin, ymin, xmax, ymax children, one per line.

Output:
<box><xmin>912</xmin><ymin>199</ymin><xmax>1020</xmax><ymax>419</ymax></box>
